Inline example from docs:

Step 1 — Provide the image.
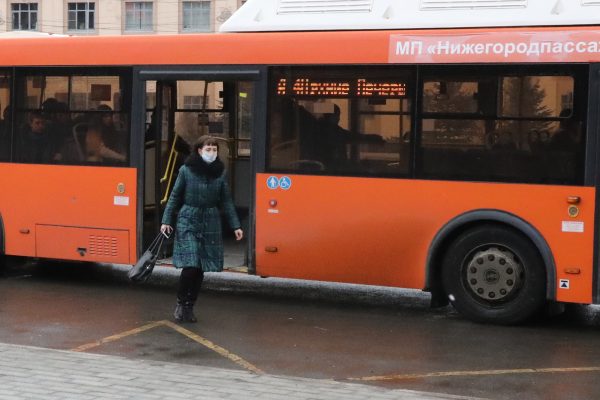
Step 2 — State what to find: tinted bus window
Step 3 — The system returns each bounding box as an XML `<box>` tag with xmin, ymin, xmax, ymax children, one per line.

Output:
<box><xmin>14</xmin><ymin>73</ymin><xmax>129</xmax><ymax>166</ymax></box>
<box><xmin>268</xmin><ymin>67</ymin><xmax>413</xmax><ymax>177</ymax></box>
<box><xmin>500</xmin><ymin>76</ymin><xmax>574</xmax><ymax>118</ymax></box>
<box><xmin>0</xmin><ymin>73</ymin><xmax>11</xmax><ymax>162</ymax></box>
<box><xmin>420</xmin><ymin>72</ymin><xmax>583</xmax><ymax>185</ymax></box>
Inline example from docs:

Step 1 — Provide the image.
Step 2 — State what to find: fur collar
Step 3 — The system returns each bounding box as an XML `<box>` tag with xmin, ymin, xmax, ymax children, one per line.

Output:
<box><xmin>185</xmin><ymin>153</ymin><xmax>224</xmax><ymax>179</ymax></box>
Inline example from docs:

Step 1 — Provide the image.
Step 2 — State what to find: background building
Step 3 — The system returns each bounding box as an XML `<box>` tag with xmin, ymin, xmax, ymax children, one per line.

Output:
<box><xmin>0</xmin><ymin>0</ymin><xmax>247</xmax><ymax>35</ymax></box>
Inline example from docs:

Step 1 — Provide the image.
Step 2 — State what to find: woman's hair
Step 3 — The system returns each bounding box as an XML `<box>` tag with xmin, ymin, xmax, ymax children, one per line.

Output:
<box><xmin>192</xmin><ymin>135</ymin><xmax>219</xmax><ymax>153</ymax></box>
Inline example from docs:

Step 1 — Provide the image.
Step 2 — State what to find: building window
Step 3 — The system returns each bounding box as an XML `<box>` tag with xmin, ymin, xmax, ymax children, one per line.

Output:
<box><xmin>68</xmin><ymin>2</ymin><xmax>95</xmax><ymax>31</ymax></box>
<box><xmin>11</xmin><ymin>3</ymin><xmax>38</xmax><ymax>31</ymax></box>
<box><xmin>125</xmin><ymin>2</ymin><xmax>153</xmax><ymax>32</ymax></box>
<box><xmin>182</xmin><ymin>1</ymin><xmax>210</xmax><ymax>32</ymax></box>
<box><xmin>183</xmin><ymin>95</ymin><xmax>207</xmax><ymax>109</ymax></box>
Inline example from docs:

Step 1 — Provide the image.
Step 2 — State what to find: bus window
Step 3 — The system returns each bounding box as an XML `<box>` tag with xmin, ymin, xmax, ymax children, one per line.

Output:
<box><xmin>14</xmin><ymin>73</ymin><xmax>130</xmax><ymax>166</ymax></box>
<box><xmin>0</xmin><ymin>73</ymin><xmax>11</xmax><ymax>162</ymax></box>
<box><xmin>423</xmin><ymin>80</ymin><xmax>480</xmax><ymax>114</ymax></box>
<box><xmin>357</xmin><ymin>97</ymin><xmax>412</xmax><ymax>174</ymax></box>
<box><xmin>23</xmin><ymin>76</ymin><xmax>69</xmax><ymax>108</ymax></box>
<box><xmin>419</xmin><ymin>71</ymin><xmax>582</xmax><ymax>185</ymax></box>
<box><xmin>268</xmin><ymin>67</ymin><xmax>412</xmax><ymax>177</ymax></box>
<box><xmin>500</xmin><ymin>76</ymin><xmax>574</xmax><ymax>118</ymax></box>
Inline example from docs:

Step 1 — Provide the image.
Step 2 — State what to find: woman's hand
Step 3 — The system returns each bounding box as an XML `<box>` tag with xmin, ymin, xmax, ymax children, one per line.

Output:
<box><xmin>234</xmin><ymin>229</ymin><xmax>243</xmax><ymax>241</ymax></box>
<box><xmin>161</xmin><ymin>224</ymin><xmax>173</xmax><ymax>236</ymax></box>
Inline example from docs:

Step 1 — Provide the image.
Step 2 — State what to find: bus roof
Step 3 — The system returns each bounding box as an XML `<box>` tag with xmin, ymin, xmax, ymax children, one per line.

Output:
<box><xmin>220</xmin><ymin>0</ymin><xmax>600</xmax><ymax>32</ymax></box>
<box><xmin>1</xmin><ymin>26</ymin><xmax>600</xmax><ymax>67</ymax></box>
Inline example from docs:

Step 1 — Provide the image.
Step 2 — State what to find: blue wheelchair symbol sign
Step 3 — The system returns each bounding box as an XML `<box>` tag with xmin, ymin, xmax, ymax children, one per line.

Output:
<box><xmin>267</xmin><ymin>176</ymin><xmax>279</xmax><ymax>189</ymax></box>
<box><xmin>279</xmin><ymin>176</ymin><xmax>292</xmax><ymax>190</ymax></box>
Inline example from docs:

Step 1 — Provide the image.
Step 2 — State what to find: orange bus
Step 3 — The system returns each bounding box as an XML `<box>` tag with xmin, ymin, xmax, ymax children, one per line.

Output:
<box><xmin>0</xmin><ymin>7</ymin><xmax>599</xmax><ymax>324</ymax></box>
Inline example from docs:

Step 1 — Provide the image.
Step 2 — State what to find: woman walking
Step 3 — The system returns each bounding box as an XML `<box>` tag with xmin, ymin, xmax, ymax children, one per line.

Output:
<box><xmin>161</xmin><ymin>136</ymin><xmax>243</xmax><ymax>323</ymax></box>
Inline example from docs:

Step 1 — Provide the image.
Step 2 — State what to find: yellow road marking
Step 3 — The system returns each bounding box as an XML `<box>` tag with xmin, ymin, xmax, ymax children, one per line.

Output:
<box><xmin>71</xmin><ymin>320</ymin><xmax>165</xmax><ymax>352</ymax></box>
<box><xmin>71</xmin><ymin>320</ymin><xmax>263</xmax><ymax>375</ymax></box>
<box><xmin>350</xmin><ymin>366</ymin><xmax>600</xmax><ymax>382</ymax></box>
<box><xmin>162</xmin><ymin>320</ymin><xmax>264</xmax><ymax>374</ymax></box>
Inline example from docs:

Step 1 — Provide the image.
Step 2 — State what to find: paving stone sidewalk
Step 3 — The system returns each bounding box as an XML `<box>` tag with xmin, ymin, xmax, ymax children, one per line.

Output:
<box><xmin>0</xmin><ymin>343</ymin><xmax>483</xmax><ymax>400</ymax></box>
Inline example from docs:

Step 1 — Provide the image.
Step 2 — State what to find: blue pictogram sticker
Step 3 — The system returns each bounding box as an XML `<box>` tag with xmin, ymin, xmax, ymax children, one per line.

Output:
<box><xmin>267</xmin><ymin>176</ymin><xmax>279</xmax><ymax>189</ymax></box>
<box><xmin>279</xmin><ymin>176</ymin><xmax>292</xmax><ymax>190</ymax></box>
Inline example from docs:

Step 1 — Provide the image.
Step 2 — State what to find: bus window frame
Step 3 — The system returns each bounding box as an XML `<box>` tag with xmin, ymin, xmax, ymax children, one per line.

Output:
<box><xmin>415</xmin><ymin>64</ymin><xmax>589</xmax><ymax>185</ymax></box>
<box><xmin>266</xmin><ymin>63</ymin><xmax>589</xmax><ymax>185</ymax></box>
<box><xmin>132</xmin><ymin>65</ymin><xmax>267</xmax><ymax>270</ymax></box>
<box><xmin>266</xmin><ymin>65</ymin><xmax>417</xmax><ymax>179</ymax></box>
<box><xmin>12</xmin><ymin>67</ymin><xmax>133</xmax><ymax>167</ymax></box>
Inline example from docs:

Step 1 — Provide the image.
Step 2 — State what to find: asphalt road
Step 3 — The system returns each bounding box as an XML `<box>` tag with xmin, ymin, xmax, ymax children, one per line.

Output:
<box><xmin>1</xmin><ymin>259</ymin><xmax>600</xmax><ymax>400</ymax></box>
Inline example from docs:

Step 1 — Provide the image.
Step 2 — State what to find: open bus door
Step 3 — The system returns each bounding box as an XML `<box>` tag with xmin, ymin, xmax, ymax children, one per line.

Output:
<box><xmin>137</xmin><ymin>67</ymin><xmax>262</xmax><ymax>273</ymax></box>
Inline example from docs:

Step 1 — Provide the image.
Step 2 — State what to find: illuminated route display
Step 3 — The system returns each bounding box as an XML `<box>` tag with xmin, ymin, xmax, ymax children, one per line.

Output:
<box><xmin>276</xmin><ymin>77</ymin><xmax>407</xmax><ymax>98</ymax></box>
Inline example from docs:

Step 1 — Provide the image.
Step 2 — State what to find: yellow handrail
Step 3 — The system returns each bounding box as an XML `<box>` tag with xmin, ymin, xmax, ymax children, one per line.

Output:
<box><xmin>160</xmin><ymin>134</ymin><xmax>179</xmax><ymax>205</ymax></box>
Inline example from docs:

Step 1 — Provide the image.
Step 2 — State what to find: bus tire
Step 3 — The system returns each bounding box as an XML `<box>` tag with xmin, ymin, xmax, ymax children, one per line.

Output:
<box><xmin>441</xmin><ymin>224</ymin><xmax>546</xmax><ymax>325</ymax></box>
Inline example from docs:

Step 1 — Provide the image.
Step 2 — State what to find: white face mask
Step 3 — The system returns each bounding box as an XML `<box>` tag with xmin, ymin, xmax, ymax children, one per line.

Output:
<box><xmin>201</xmin><ymin>151</ymin><xmax>217</xmax><ymax>164</ymax></box>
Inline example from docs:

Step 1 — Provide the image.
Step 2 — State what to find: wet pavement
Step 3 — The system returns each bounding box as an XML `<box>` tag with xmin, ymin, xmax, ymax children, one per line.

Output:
<box><xmin>1</xmin><ymin>259</ymin><xmax>600</xmax><ymax>399</ymax></box>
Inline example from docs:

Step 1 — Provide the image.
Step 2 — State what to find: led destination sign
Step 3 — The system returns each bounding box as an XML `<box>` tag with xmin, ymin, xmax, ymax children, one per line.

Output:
<box><xmin>276</xmin><ymin>78</ymin><xmax>407</xmax><ymax>98</ymax></box>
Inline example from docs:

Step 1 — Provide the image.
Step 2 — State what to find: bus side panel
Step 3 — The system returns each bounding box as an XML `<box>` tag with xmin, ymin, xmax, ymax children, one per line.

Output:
<box><xmin>255</xmin><ymin>174</ymin><xmax>595</xmax><ymax>304</ymax></box>
<box><xmin>0</xmin><ymin>164</ymin><xmax>137</xmax><ymax>265</ymax></box>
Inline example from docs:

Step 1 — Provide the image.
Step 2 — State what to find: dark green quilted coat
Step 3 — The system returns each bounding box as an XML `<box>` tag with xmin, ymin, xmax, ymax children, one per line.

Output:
<box><xmin>161</xmin><ymin>165</ymin><xmax>240</xmax><ymax>272</ymax></box>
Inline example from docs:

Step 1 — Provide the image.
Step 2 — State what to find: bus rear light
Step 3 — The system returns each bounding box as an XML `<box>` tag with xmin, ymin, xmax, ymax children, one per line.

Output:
<box><xmin>269</xmin><ymin>199</ymin><xmax>278</xmax><ymax>207</ymax></box>
<box><xmin>19</xmin><ymin>228</ymin><xmax>30</xmax><ymax>234</ymax></box>
<box><xmin>265</xmin><ymin>246</ymin><xmax>278</xmax><ymax>253</ymax></box>
<box><xmin>567</xmin><ymin>196</ymin><xmax>581</xmax><ymax>204</ymax></box>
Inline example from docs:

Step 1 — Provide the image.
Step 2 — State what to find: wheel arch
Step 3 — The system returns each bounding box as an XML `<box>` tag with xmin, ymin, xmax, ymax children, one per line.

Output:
<box><xmin>425</xmin><ymin>209</ymin><xmax>556</xmax><ymax>306</ymax></box>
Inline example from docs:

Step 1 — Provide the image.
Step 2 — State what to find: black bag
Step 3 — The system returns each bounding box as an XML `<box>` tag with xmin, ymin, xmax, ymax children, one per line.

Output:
<box><xmin>128</xmin><ymin>233</ymin><xmax>167</xmax><ymax>282</ymax></box>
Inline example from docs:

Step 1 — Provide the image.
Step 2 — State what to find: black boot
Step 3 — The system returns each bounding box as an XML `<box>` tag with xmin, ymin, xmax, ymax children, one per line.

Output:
<box><xmin>173</xmin><ymin>299</ymin><xmax>184</xmax><ymax>322</ymax></box>
<box><xmin>182</xmin><ymin>302</ymin><xmax>197</xmax><ymax>323</ymax></box>
<box><xmin>176</xmin><ymin>267</ymin><xmax>203</xmax><ymax>323</ymax></box>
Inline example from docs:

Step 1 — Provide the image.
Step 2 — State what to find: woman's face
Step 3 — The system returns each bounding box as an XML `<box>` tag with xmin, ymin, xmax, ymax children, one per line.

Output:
<box><xmin>199</xmin><ymin>144</ymin><xmax>218</xmax><ymax>156</ymax></box>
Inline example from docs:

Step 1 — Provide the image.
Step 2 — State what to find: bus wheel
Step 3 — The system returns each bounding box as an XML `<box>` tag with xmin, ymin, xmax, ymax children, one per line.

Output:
<box><xmin>442</xmin><ymin>225</ymin><xmax>546</xmax><ymax>325</ymax></box>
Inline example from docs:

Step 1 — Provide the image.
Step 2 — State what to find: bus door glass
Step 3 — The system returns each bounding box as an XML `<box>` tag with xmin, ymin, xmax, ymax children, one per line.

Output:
<box><xmin>144</xmin><ymin>81</ymin><xmax>174</xmax><ymax>248</ymax></box>
<box><xmin>143</xmin><ymin>79</ymin><xmax>254</xmax><ymax>269</ymax></box>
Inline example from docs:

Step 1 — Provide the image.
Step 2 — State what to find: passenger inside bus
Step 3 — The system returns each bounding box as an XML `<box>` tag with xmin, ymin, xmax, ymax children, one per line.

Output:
<box><xmin>71</xmin><ymin>122</ymin><xmax>126</xmax><ymax>164</ymax></box>
<box><xmin>17</xmin><ymin>111</ymin><xmax>62</xmax><ymax>164</ymax></box>
<box><xmin>296</xmin><ymin>102</ymin><xmax>384</xmax><ymax>172</ymax></box>
<box><xmin>42</xmin><ymin>99</ymin><xmax>72</xmax><ymax>162</ymax></box>
<box><xmin>42</xmin><ymin>99</ymin><xmax>72</xmax><ymax>142</ymax></box>
<box><xmin>93</xmin><ymin>104</ymin><xmax>127</xmax><ymax>159</ymax></box>
<box><xmin>549</xmin><ymin>108</ymin><xmax>581</xmax><ymax>152</ymax></box>
<box><xmin>84</xmin><ymin>124</ymin><xmax>105</xmax><ymax>162</ymax></box>
<box><xmin>313</xmin><ymin>104</ymin><xmax>351</xmax><ymax>167</ymax></box>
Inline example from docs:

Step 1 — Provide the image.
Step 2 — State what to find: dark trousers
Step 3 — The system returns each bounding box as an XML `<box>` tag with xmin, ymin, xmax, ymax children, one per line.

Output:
<box><xmin>177</xmin><ymin>267</ymin><xmax>204</xmax><ymax>304</ymax></box>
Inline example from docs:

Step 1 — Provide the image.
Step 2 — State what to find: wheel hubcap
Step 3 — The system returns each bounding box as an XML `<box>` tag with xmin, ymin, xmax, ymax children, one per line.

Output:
<box><xmin>465</xmin><ymin>247</ymin><xmax>522</xmax><ymax>302</ymax></box>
